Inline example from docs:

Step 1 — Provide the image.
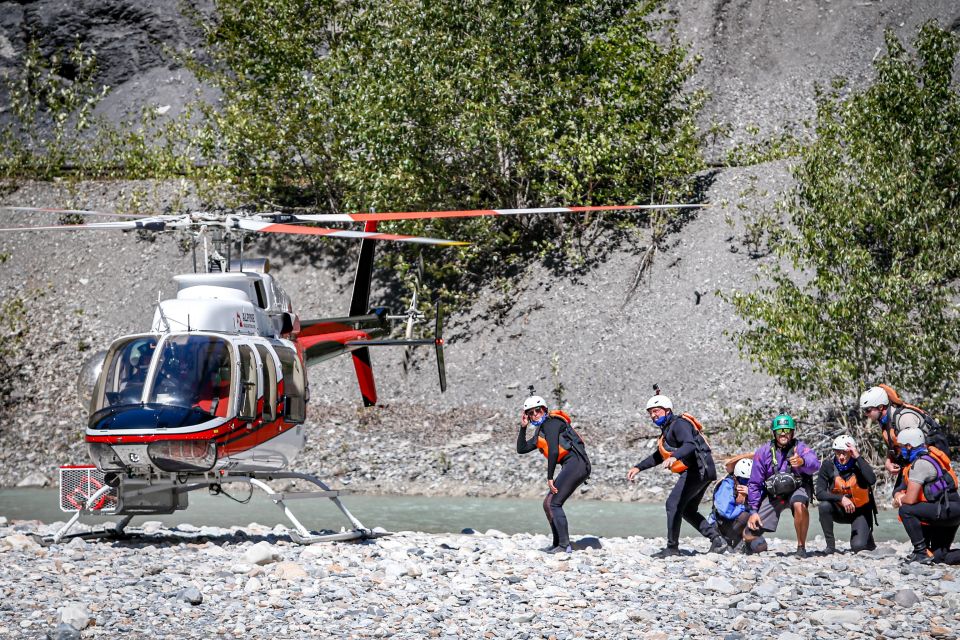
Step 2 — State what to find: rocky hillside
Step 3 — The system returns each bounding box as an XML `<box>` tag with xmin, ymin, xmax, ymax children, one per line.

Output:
<box><xmin>1</xmin><ymin>2</ymin><xmax>959</xmax><ymax>492</ymax></box>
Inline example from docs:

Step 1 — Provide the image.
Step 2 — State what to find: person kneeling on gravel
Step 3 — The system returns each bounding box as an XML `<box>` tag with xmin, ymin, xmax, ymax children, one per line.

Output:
<box><xmin>627</xmin><ymin>392</ymin><xmax>727</xmax><ymax>557</ymax></box>
<box><xmin>709</xmin><ymin>456</ymin><xmax>764</xmax><ymax>552</ymax></box>
<box><xmin>744</xmin><ymin>414</ymin><xmax>821</xmax><ymax>558</ymax></box>
<box><xmin>893</xmin><ymin>428</ymin><xmax>960</xmax><ymax>564</ymax></box>
<box><xmin>815</xmin><ymin>435</ymin><xmax>877</xmax><ymax>554</ymax></box>
<box><xmin>516</xmin><ymin>395</ymin><xmax>591</xmax><ymax>554</ymax></box>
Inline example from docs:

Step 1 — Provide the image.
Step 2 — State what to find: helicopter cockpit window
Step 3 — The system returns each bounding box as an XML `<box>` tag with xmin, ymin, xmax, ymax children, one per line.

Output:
<box><xmin>145</xmin><ymin>335</ymin><xmax>233</xmax><ymax>416</ymax></box>
<box><xmin>97</xmin><ymin>336</ymin><xmax>158</xmax><ymax>409</ymax></box>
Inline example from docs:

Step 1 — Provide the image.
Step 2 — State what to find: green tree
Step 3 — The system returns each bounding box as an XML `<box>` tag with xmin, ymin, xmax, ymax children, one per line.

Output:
<box><xmin>190</xmin><ymin>0</ymin><xmax>705</xmax><ymax>299</ymax></box>
<box><xmin>727</xmin><ymin>22</ymin><xmax>960</xmax><ymax>410</ymax></box>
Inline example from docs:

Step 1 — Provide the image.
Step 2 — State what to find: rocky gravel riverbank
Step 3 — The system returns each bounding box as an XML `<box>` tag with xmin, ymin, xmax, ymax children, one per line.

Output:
<box><xmin>1</xmin><ymin>519</ymin><xmax>959</xmax><ymax>640</ymax></box>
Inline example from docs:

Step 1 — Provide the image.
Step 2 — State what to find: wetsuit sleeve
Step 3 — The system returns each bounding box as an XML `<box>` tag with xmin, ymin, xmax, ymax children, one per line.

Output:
<box><xmin>797</xmin><ymin>442</ymin><xmax>821</xmax><ymax>475</ymax></box>
<box><xmin>815</xmin><ymin>464</ymin><xmax>839</xmax><ymax>503</ymax></box>
<box><xmin>516</xmin><ymin>425</ymin><xmax>538</xmax><ymax>454</ymax></box>
<box><xmin>667</xmin><ymin>417</ymin><xmax>698</xmax><ymax>461</ymax></box>
<box><xmin>746</xmin><ymin>448</ymin><xmax>766</xmax><ymax>512</ymax></box>
<box><xmin>542</xmin><ymin>419</ymin><xmax>562</xmax><ymax>480</ymax></box>
<box><xmin>634</xmin><ymin>449</ymin><xmax>664</xmax><ymax>471</ymax></box>
<box><xmin>855</xmin><ymin>457</ymin><xmax>877</xmax><ymax>487</ymax></box>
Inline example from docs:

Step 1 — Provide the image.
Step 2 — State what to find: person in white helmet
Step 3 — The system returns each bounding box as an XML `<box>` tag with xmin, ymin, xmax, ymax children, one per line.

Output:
<box><xmin>708</xmin><ymin>455</ymin><xmax>764</xmax><ymax>552</ymax></box>
<box><xmin>815</xmin><ymin>435</ymin><xmax>877</xmax><ymax>554</ymax></box>
<box><xmin>627</xmin><ymin>391</ymin><xmax>727</xmax><ymax>557</ymax></box>
<box><xmin>859</xmin><ymin>385</ymin><xmax>950</xmax><ymax>478</ymax></box>
<box><xmin>516</xmin><ymin>395</ymin><xmax>591</xmax><ymax>554</ymax></box>
<box><xmin>893</xmin><ymin>427</ymin><xmax>960</xmax><ymax>564</ymax></box>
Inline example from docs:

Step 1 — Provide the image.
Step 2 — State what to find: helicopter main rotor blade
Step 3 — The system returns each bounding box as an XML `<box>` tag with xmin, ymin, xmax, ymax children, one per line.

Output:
<box><xmin>234</xmin><ymin>219</ymin><xmax>469</xmax><ymax>246</ymax></box>
<box><xmin>0</xmin><ymin>219</ymin><xmax>169</xmax><ymax>232</ymax></box>
<box><xmin>287</xmin><ymin>203</ymin><xmax>708</xmax><ymax>224</ymax></box>
<box><xmin>1</xmin><ymin>206</ymin><xmax>153</xmax><ymax>219</ymax></box>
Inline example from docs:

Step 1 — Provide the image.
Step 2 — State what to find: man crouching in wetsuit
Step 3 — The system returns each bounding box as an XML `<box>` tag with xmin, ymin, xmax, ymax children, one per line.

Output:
<box><xmin>517</xmin><ymin>395</ymin><xmax>591</xmax><ymax>554</ymax></box>
<box><xmin>627</xmin><ymin>393</ymin><xmax>727</xmax><ymax>557</ymax></box>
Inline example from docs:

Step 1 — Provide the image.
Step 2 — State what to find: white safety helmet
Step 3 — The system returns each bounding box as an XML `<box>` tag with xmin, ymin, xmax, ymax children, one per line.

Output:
<box><xmin>897</xmin><ymin>427</ymin><xmax>925</xmax><ymax>449</ymax></box>
<box><xmin>645</xmin><ymin>394</ymin><xmax>673</xmax><ymax>411</ymax></box>
<box><xmin>859</xmin><ymin>386</ymin><xmax>889</xmax><ymax>410</ymax></box>
<box><xmin>733</xmin><ymin>458</ymin><xmax>753</xmax><ymax>480</ymax></box>
<box><xmin>522</xmin><ymin>395</ymin><xmax>547</xmax><ymax>412</ymax></box>
<box><xmin>832</xmin><ymin>435</ymin><xmax>857</xmax><ymax>451</ymax></box>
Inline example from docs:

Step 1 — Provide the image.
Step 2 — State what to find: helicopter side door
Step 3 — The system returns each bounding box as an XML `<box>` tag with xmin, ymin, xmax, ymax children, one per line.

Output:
<box><xmin>255</xmin><ymin>344</ymin><xmax>280</xmax><ymax>424</ymax></box>
<box><xmin>274</xmin><ymin>344</ymin><xmax>307</xmax><ymax>424</ymax></box>
<box><xmin>235</xmin><ymin>342</ymin><xmax>263</xmax><ymax>428</ymax></box>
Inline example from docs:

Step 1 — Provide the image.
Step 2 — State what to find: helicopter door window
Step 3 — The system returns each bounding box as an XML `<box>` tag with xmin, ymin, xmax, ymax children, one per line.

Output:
<box><xmin>255</xmin><ymin>344</ymin><xmax>278</xmax><ymax>422</ymax></box>
<box><xmin>237</xmin><ymin>345</ymin><xmax>259</xmax><ymax>422</ymax></box>
<box><xmin>97</xmin><ymin>336</ymin><xmax>158</xmax><ymax>410</ymax></box>
<box><xmin>194</xmin><ymin>340</ymin><xmax>233</xmax><ymax>418</ymax></box>
<box><xmin>275</xmin><ymin>345</ymin><xmax>306</xmax><ymax>423</ymax></box>
<box><xmin>146</xmin><ymin>335</ymin><xmax>233</xmax><ymax>414</ymax></box>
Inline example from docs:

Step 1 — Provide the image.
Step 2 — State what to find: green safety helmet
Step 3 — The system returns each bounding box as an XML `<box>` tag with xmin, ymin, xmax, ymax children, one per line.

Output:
<box><xmin>771</xmin><ymin>414</ymin><xmax>796</xmax><ymax>431</ymax></box>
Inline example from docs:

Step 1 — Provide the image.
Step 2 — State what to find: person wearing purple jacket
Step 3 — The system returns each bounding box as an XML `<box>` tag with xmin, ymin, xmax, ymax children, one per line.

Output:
<box><xmin>743</xmin><ymin>414</ymin><xmax>821</xmax><ymax>557</ymax></box>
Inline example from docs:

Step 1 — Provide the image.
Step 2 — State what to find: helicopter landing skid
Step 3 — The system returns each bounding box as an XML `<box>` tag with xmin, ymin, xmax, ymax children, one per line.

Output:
<box><xmin>48</xmin><ymin>471</ymin><xmax>390</xmax><ymax>545</ymax></box>
<box><xmin>233</xmin><ymin>472</ymin><xmax>391</xmax><ymax>544</ymax></box>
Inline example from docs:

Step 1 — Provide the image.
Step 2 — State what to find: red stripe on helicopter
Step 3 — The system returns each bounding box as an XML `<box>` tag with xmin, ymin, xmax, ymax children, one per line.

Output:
<box><xmin>334</xmin><ymin>205</ymin><xmax>656</xmax><ymax>222</ymax></box>
<box><xmin>297</xmin><ymin>329</ymin><xmax>370</xmax><ymax>350</ymax></box>
<box><xmin>251</xmin><ymin>222</ymin><xmax>459</xmax><ymax>243</ymax></box>
<box><xmin>297</xmin><ymin>321</ymin><xmax>355</xmax><ymax>337</ymax></box>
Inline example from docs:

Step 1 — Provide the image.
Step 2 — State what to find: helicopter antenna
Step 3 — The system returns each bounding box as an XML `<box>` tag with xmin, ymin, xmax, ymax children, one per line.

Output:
<box><xmin>202</xmin><ymin>230</ymin><xmax>210</xmax><ymax>273</ymax></box>
<box><xmin>191</xmin><ymin>232</ymin><xmax>198</xmax><ymax>274</ymax></box>
<box><xmin>156</xmin><ymin>290</ymin><xmax>172</xmax><ymax>333</ymax></box>
<box><xmin>238</xmin><ymin>233</ymin><xmax>244</xmax><ymax>271</ymax></box>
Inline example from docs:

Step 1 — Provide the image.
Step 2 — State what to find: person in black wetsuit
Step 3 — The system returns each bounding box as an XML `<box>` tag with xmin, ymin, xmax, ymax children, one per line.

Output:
<box><xmin>815</xmin><ymin>435</ymin><xmax>877</xmax><ymax>554</ymax></box>
<box><xmin>516</xmin><ymin>395</ymin><xmax>591</xmax><ymax>554</ymax></box>
<box><xmin>627</xmin><ymin>392</ymin><xmax>726</xmax><ymax>557</ymax></box>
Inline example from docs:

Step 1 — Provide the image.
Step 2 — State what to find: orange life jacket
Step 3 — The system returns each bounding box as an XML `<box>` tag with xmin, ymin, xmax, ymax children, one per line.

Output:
<box><xmin>903</xmin><ymin>446</ymin><xmax>959</xmax><ymax>503</ymax></box>
<box><xmin>658</xmin><ymin>413</ymin><xmax>706</xmax><ymax>474</ymax></box>
<box><xmin>535</xmin><ymin>410</ymin><xmax>584</xmax><ymax>462</ymax></box>
<box><xmin>832</xmin><ymin>474</ymin><xmax>870</xmax><ymax>508</ymax></box>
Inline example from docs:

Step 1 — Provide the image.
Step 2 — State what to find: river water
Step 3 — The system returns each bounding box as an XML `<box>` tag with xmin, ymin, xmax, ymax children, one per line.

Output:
<box><xmin>0</xmin><ymin>488</ymin><xmax>910</xmax><ymax>542</ymax></box>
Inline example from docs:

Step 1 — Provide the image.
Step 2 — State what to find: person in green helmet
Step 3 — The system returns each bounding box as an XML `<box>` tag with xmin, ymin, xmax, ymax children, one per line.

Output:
<box><xmin>744</xmin><ymin>414</ymin><xmax>821</xmax><ymax>557</ymax></box>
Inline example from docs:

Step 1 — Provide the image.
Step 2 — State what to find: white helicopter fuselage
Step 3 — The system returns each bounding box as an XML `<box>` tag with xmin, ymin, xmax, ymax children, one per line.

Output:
<box><xmin>85</xmin><ymin>269</ymin><xmax>316</xmax><ymax>477</ymax></box>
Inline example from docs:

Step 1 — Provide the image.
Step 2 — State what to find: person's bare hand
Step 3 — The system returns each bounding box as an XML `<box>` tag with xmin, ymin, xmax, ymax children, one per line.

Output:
<box><xmin>885</xmin><ymin>458</ymin><xmax>901</xmax><ymax>475</ymax></box>
<box><xmin>840</xmin><ymin>496</ymin><xmax>855</xmax><ymax>514</ymax></box>
<box><xmin>789</xmin><ymin>454</ymin><xmax>803</xmax><ymax>469</ymax></box>
<box><xmin>627</xmin><ymin>467</ymin><xmax>640</xmax><ymax>482</ymax></box>
<box><xmin>660</xmin><ymin>457</ymin><xmax>675</xmax><ymax>470</ymax></box>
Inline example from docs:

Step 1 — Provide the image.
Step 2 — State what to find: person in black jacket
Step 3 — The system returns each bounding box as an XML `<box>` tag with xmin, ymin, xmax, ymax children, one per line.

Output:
<box><xmin>815</xmin><ymin>435</ymin><xmax>877</xmax><ymax>554</ymax></box>
<box><xmin>627</xmin><ymin>393</ymin><xmax>726</xmax><ymax>557</ymax></box>
<box><xmin>517</xmin><ymin>395</ymin><xmax>590</xmax><ymax>554</ymax></box>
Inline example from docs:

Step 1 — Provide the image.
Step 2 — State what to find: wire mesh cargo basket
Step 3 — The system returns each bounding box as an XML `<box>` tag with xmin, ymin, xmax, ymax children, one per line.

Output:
<box><xmin>58</xmin><ymin>465</ymin><xmax>118</xmax><ymax>513</ymax></box>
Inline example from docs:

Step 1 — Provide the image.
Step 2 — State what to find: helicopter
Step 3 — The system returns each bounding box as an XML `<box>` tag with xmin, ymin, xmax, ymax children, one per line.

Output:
<box><xmin>0</xmin><ymin>203</ymin><xmax>703</xmax><ymax>544</ymax></box>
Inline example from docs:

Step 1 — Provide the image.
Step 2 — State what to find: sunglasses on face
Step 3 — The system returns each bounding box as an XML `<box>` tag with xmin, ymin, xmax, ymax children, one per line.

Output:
<box><xmin>863</xmin><ymin>406</ymin><xmax>879</xmax><ymax>414</ymax></box>
<box><xmin>774</xmin><ymin>428</ymin><xmax>793</xmax><ymax>435</ymax></box>
<box><xmin>525</xmin><ymin>409</ymin><xmax>540</xmax><ymax>418</ymax></box>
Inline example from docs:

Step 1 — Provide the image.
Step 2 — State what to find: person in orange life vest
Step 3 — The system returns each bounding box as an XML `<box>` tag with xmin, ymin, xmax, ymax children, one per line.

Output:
<box><xmin>627</xmin><ymin>394</ymin><xmax>727</xmax><ymax>558</ymax></box>
<box><xmin>893</xmin><ymin>428</ymin><xmax>960</xmax><ymax>564</ymax></box>
<box><xmin>516</xmin><ymin>395</ymin><xmax>590</xmax><ymax>554</ymax></box>
<box><xmin>860</xmin><ymin>385</ymin><xmax>951</xmax><ymax>479</ymax></box>
<box><xmin>815</xmin><ymin>435</ymin><xmax>877</xmax><ymax>554</ymax></box>
<box><xmin>745</xmin><ymin>414</ymin><xmax>821</xmax><ymax>558</ymax></box>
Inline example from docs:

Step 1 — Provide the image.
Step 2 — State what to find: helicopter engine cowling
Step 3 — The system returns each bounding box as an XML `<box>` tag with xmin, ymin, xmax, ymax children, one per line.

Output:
<box><xmin>76</xmin><ymin>350</ymin><xmax>107</xmax><ymax>415</ymax></box>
